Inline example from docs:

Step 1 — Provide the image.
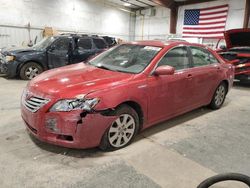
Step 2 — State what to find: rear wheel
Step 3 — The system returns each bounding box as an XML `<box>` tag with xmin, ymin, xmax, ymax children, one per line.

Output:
<box><xmin>19</xmin><ymin>62</ymin><xmax>43</xmax><ymax>80</ymax></box>
<box><xmin>209</xmin><ymin>82</ymin><xmax>227</xmax><ymax>110</ymax></box>
<box><xmin>99</xmin><ymin>105</ymin><xmax>139</xmax><ymax>151</ymax></box>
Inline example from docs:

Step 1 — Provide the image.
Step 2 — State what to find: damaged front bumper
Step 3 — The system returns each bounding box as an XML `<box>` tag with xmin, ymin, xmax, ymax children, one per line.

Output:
<box><xmin>0</xmin><ymin>60</ymin><xmax>19</xmax><ymax>78</ymax></box>
<box><xmin>228</xmin><ymin>61</ymin><xmax>250</xmax><ymax>82</ymax></box>
<box><xmin>21</xmin><ymin>103</ymin><xmax>118</xmax><ymax>149</ymax></box>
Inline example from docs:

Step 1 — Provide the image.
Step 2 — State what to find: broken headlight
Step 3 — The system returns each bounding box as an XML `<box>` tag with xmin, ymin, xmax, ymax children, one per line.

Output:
<box><xmin>50</xmin><ymin>98</ymin><xmax>99</xmax><ymax>112</ymax></box>
<box><xmin>5</xmin><ymin>55</ymin><xmax>15</xmax><ymax>62</ymax></box>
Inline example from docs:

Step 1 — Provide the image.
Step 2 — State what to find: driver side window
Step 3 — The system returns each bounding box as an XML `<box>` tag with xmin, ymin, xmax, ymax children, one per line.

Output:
<box><xmin>157</xmin><ymin>47</ymin><xmax>190</xmax><ymax>70</ymax></box>
<box><xmin>52</xmin><ymin>38</ymin><xmax>71</xmax><ymax>51</ymax></box>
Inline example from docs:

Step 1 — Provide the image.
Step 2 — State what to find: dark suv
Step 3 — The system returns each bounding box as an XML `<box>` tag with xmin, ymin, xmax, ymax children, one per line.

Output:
<box><xmin>0</xmin><ymin>34</ymin><xmax>108</xmax><ymax>80</ymax></box>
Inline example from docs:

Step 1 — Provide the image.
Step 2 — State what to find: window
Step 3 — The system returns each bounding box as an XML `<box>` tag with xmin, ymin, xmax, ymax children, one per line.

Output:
<box><xmin>157</xmin><ymin>47</ymin><xmax>190</xmax><ymax>70</ymax></box>
<box><xmin>89</xmin><ymin>44</ymin><xmax>162</xmax><ymax>74</ymax></box>
<box><xmin>93</xmin><ymin>38</ymin><xmax>107</xmax><ymax>49</ymax></box>
<box><xmin>190</xmin><ymin>47</ymin><xmax>219</xmax><ymax>66</ymax></box>
<box><xmin>77</xmin><ymin>38</ymin><xmax>92</xmax><ymax>50</ymax></box>
<box><xmin>53</xmin><ymin>38</ymin><xmax>71</xmax><ymax>51</ymax></box>
<box><xmin>190</xmin><ymin>47</ymin><xmax>211</xmax><ymax>67</ymax></box>
<box><xmin>209</xmin><ymin>53</ymin><xmax>220</xmax><ymax>64</ymax></box>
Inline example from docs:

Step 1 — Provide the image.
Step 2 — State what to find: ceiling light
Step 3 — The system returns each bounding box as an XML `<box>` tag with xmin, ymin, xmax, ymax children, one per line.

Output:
<box><xmin>124</xmin><ymin>2</ymin><xmax>131</xmax><ymax>7</ymax></box>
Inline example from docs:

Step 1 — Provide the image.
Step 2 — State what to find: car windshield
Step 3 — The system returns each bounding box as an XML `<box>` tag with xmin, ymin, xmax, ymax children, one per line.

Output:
<box><xmin>32</xmin><ymin>37</ymin><xmax>56</xmax><ymax>50</ymax></box>
<box><xmin>88</xmin><ymin>44</ymin><xmax>162</xmax><ymax>74</ymax></box>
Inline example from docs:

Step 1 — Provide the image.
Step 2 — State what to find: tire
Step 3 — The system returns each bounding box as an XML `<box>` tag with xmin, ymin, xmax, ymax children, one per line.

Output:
<box><xmin>99</xmin><ymin>105</ymin><xmax>140</xmax><ymax>151</ymax></box>
<box><xmin>197</xmin><ymin>173</ymin><xmax>250</xmax><ymax>188</ymax></box>
<box><xmin>209</xmin><ymin>82</ymin><xmax>227</xmax><ymax>110</ymax></box>
<box><xmin>19</xmin><ymin>62</ymin><xmax>43</xmax><ymax>80</ymax></box>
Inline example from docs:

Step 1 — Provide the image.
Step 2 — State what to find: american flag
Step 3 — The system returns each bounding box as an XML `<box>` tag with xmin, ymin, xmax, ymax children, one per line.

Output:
<box><xmin>182</xmin><ymin>4</ymin><xmax>229</xmax><ymax>38</ymax></box>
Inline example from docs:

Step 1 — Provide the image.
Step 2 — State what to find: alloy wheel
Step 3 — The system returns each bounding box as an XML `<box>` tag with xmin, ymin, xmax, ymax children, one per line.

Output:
<box><xmin>25</xmin><ymin>66</ymin><xmax>39</xmax><ymax>79</ymax></box>
<box><xmin>214</xmin><ymin>85</ymin><xmax>225</xmax><ymax>106</ymax></box>
<box><xmin>108</xmin><ymin>114</ymin><xmax>136</xmax><ymax>148</ymax></box>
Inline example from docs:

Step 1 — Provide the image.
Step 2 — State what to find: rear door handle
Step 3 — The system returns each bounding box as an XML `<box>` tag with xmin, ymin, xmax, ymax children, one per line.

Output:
<box><xmin>187</xmin><ymin>74</ymin><xmax>193</xmax><ymax>79</ymax></box>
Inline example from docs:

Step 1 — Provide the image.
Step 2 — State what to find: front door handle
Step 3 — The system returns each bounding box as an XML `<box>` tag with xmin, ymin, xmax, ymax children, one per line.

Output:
<box><xmin>187</xmin><ymin>74</ymin><xmax>193</xmax><ymax>79</ymax></box>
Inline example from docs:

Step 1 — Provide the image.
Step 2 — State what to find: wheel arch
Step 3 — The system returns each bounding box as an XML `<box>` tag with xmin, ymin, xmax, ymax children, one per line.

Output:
<box><xmin>17</xmin><ymin>60</ymin><xmax>45</xmax><ymax>75</ymax></box>
<box><xmin>221</xmin><ymin>80</ymin><xmax>229</xmax><ymax>94</ymax></box>
<box><xmin>117</xmin><ymin>101</ymin><xmax>144</xmax><ymax>130</ymax></box>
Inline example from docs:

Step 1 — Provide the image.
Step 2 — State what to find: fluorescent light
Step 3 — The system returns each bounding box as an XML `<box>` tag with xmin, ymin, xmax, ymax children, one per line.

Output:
<box><xmin>124</xmin><ymin>2</ymin><xmax>131</xmax><ymax>7</ymax></box>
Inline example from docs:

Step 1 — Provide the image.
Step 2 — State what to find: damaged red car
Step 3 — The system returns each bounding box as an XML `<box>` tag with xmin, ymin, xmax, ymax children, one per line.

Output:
<box><xmin>218</xmin><ymin>29</ymin><xmax>250</xmax><ymax>83</ymax></box>
<box><xmin>21</xmin><ymin>41</ymin><xmax>234</xmax><ymax>150</ymax></box>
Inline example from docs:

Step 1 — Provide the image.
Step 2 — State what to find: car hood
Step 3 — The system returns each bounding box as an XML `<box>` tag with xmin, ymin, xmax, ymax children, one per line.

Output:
<box><xmin>28</xmin><ymin>63</ymin><xmax>134</xmax><ymax>98</ymax></box>
<box><xmin>224</xmin><ymin>29</ymin><xmax>250</xmax><ymax>49</ymax></box>
<box><xmin>1</xmin><ymin>46</ymin><xmax>40</xmax><ymax>55</ymax></box>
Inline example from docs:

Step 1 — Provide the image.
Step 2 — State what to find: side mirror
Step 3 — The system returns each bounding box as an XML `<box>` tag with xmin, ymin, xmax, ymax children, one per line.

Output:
<box><xmin>154</xmin><ymin>65</ymin><xmax>175</xmax><ymax>76</ymax></box>
<box><xmin>49</xmin><ymin>45</ymin><xmax>56</xmax><ymax>51</ymax></box>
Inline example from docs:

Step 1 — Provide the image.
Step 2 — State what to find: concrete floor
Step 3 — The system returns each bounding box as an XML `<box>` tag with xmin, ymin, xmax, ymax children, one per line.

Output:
<box><xmin>0</xmin><ymin>77</ymin><xmax>249</xmax><ymax>188</ymax></box>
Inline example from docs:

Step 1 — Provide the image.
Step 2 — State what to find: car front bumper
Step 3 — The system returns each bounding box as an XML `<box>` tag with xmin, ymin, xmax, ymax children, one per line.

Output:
<box><xmin>0</xmin><ymin>60</ymin><xmax>19</xmax><ymax>78</ymax></box>
<box><xmin>21</xmin><ymin>97</ymin><xmax>117</xmax><ymax>149</ymax></box>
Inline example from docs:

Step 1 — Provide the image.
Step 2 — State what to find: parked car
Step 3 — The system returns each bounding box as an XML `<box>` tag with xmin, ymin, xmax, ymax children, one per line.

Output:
<box><xmin>102</xmin><ymin>36</ymin><xmax>117</xmax><ymax>47</ymax></box>
<box><xmin>21</xmin><ymin>40</ymin><xmax>234</xmax><ymax>150</ymax></box>
<box><xmin>217</xmin><ymin>29</ymin><xmax>250</xmax><ymax>83</ymax></box>
<box><xmin>0</xmin><ymin>34</ymin><xmax>108</xmax><ymax>80</ymax></box>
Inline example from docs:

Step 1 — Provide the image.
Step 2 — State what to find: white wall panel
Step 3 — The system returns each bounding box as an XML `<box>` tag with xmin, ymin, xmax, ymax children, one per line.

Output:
<box><xmin>135</xmin><ymin>6</ymin><xmax>171</xmax><ymax>40</ymax></box>
<box><xmin>0</xmin><ymin>0</ymin><xmax>134</xmax><ymax>47</ymax></box>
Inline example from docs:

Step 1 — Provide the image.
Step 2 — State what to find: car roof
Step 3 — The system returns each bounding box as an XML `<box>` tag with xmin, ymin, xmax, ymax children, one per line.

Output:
<box><xmin>125</xmin><ymin>40</ymin><xmax>204</xmax><ymax>48</ymax></box>
<box><xmin>55</xmin><ymin>34</ymin><xmax>105</xmax><ymax>40</ymax></box>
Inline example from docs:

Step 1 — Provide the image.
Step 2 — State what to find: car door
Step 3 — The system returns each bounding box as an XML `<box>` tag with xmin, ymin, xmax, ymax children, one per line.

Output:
<box><xmin>147</xmin><ymin>46</ymin><xmax>194</xmax><ymax>125</ymax></box>
<box><xmin>70</xmin><ymin>38</ymin><xmax>95</xmax><ymax>64</ymax></box>
<box><xmin>92</xmin><ymin>38</ymin><xmax>108</xmax><ymax>54</ymax></box>
<box><xmin>47</xmin><ymin>37</ymin><xmax>72</xmax><ymax>69</ymax></box>
<box><xmin>188</xmin><ymin>46</ymin><xmax>222</xmax><ymax>106</ymax></box>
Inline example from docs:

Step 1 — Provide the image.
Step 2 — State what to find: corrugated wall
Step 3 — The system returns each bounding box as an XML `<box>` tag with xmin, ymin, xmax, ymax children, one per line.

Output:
<box><xmin>0</xmin><ymin>25</ymin><xmax>43</xmax><ymax>48</ymax></box>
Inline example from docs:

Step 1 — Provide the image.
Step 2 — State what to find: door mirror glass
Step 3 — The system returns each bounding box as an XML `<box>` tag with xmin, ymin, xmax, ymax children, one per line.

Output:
<box><xmin>154</xmin><ymin>65</ymin><xmax>175</xmax><ymax>76</ymax></box>
<box><xmin>49</xmin><ymin>45</ymin><xmax>56</xmax><ymax>51</ymax></box>
<box><xmin>220</xmin><ymin>45</ymin><xmax>226</xmax><ymax>50</ymax></box>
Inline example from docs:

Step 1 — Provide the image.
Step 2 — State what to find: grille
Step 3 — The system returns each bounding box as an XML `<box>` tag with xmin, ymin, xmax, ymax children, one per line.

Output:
<box><xmin>23</xmin><ymin>96</ymin><xmax>49</xmax><ymax>113</ymax></box>
<box><xmin>0</xmin><ymin>53</ymin><xmax>5</xmax><ymax>63</ymax></box>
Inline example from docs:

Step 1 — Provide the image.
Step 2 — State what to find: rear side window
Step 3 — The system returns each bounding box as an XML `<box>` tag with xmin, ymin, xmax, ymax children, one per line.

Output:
<box><xmin>209</xmin><ymin>53</ymin><xmax>220</xmax><ymax>64</ymax></box>
<box><xmin>78</xmin><ymin>38</ymin><xmax>92</xmax><ymax>50</ymax></box>
<box><xmin>157</xmin><ymin>47</ymin><xmax>190</xmax><ymax>70</ymax></box>
<box><xmin>190</xmin><ymin>46</ymin><xmax>219</xmax><ymax>66</ymax></box>
<box><xmin>53</xmin><ymin>38</ymin><xmax>71</xmax><ymax>51</ymax></box>
<box><xmin>93</xmin><ymin>38</ymin><xmax>107</xmax><ymax>49</ymax></box>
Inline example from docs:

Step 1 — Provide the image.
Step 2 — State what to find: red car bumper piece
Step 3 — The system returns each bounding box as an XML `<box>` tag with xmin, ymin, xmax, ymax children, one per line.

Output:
<box><xmin>21</xmin><ymin>106</ymin><xmax>117</xmax><ymax>149</ymax></box>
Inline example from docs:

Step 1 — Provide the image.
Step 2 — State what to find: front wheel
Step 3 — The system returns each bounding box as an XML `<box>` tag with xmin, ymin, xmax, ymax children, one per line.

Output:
<box><xmin>209</xmin><ymin>82</ymin><xmax>227</xmax><ymax>110</ymax></box>
<box><xmin>19</xmin><ymin>62</ymin><xmax>43</xmax><ymax>80</ymax></box>
<box><xmin>99</xmin><ymin>105</ymin><xmax>139</xmax><ymax>151</ymax></box>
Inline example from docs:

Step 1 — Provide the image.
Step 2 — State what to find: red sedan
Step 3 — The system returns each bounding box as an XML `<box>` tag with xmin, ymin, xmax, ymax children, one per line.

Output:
<box><xmin>21</xmin><ymin>40</ymin><xmax>234</xmax><ymax>150</ymax></box>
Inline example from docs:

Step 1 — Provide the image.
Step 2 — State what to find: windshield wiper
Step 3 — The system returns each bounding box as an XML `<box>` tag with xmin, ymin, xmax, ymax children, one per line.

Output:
<box><xmin>96</xmin><ymin>65</ymin><xmax>113</xmax><ymax>71</ymax></box>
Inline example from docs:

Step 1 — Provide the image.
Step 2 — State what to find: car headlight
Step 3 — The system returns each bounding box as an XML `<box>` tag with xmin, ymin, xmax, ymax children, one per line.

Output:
<box><xmin>50</xmin><ymin>98</ymin><xmax>100</xmax><ymax>112</ymax></box>
<box><xmin>5</xmin><ymin>55</ymin><xmax>15</xmax><ymax>62</ymax></box>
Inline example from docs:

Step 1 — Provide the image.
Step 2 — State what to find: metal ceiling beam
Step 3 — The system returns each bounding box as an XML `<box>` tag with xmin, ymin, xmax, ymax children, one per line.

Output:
<box><xmin>135</xmin><ymin>0</ymin><xmax>153</xmax><ymax>7</ymax></box>
<box><xmin>150</xmin><ymin>0</ymin><xmax>176</xmax><ymax>8</ymax></box>
<box><xmin>176</xmin><ymin>0</ymin><xmax>218</xmax><ymax>6</ymax></box>
<box><xmin>120</xmin><ymin>0</ymin><xmax>142</xmax><ymax>8</ymax></box>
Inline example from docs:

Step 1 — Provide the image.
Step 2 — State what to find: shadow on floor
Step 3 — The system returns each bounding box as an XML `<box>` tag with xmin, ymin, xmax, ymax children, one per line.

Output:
<box><xmin>233</xmin><ymin>81</ymin><xmax>250</xmax><ymax>90</ymax></box>
<box><xmin>29</xmin><ymin>106</ymin><xmax>217</xmax><ymax>158</ymax></box>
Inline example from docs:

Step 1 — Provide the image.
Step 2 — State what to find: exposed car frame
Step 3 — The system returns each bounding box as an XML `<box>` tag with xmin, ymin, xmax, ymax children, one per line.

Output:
<box><xmin>217</xmin><ymin>29</ymin><xmax>250</xmax><ymax>83</ymax></box>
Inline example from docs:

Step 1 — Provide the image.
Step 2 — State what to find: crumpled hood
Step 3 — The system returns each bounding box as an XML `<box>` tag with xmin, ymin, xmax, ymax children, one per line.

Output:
<box><xmin>224</xmin><ymin>29</ymin><xmax>250</xmax><ymax>49</ymax></box>
<box><xmin>1</xmin><ymin>46</ymin><xmax>39</xmax><ymax>56</ymax></box>
<box><xmin>28</xmin><ymin>63</ymin><xmax>134</xmax><ymax>98</ymax></box>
